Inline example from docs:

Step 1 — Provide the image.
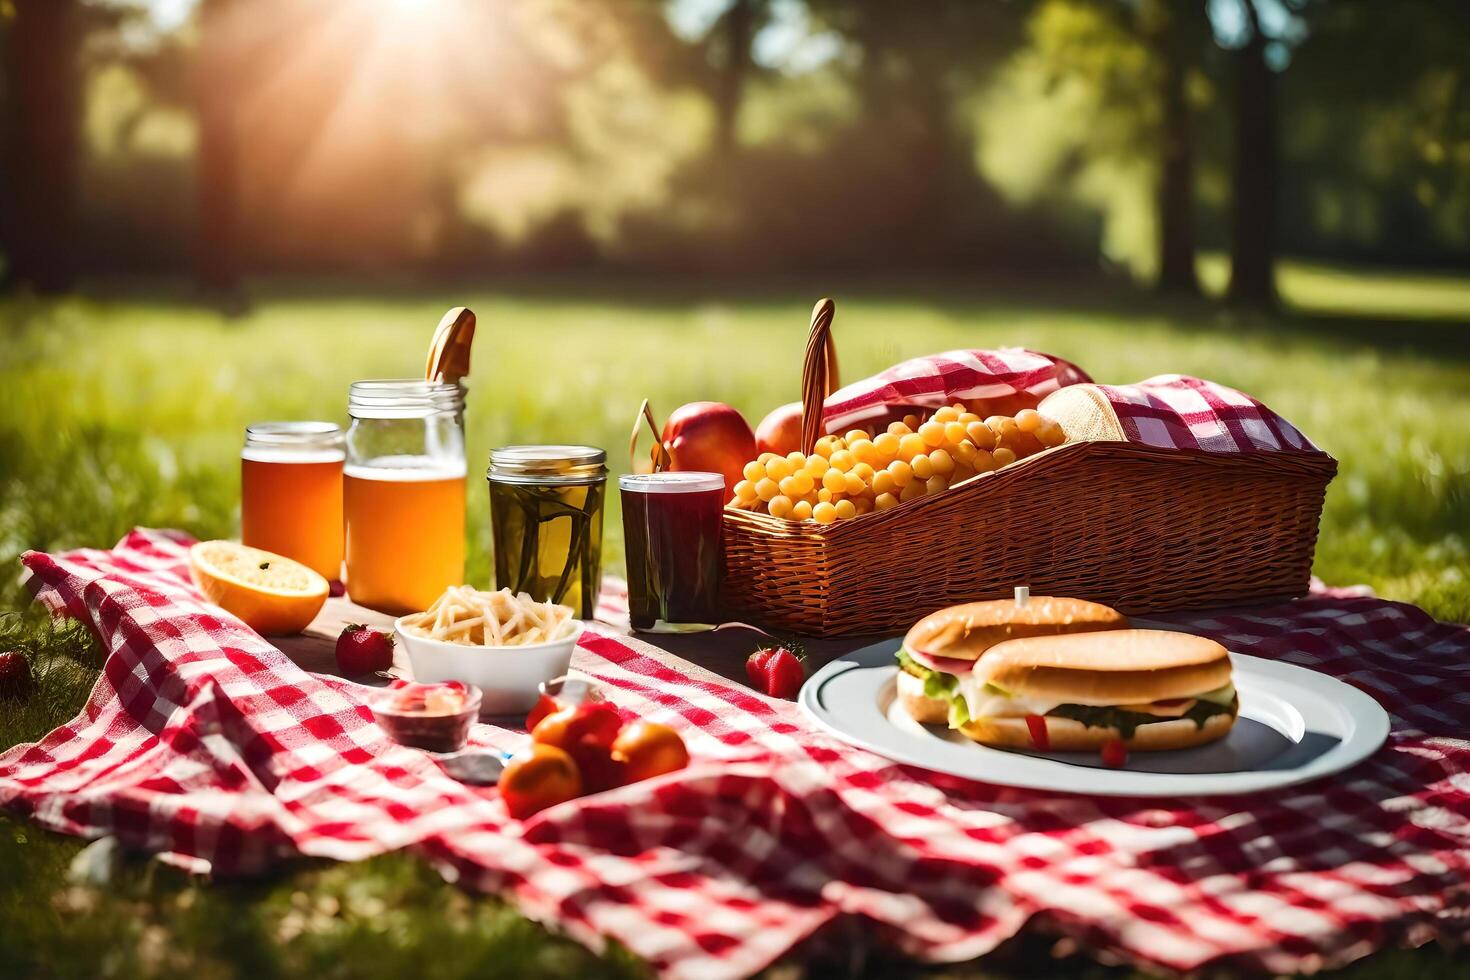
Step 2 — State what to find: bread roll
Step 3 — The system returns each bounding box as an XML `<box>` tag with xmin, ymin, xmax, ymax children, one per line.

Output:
<box><xmin>903</xmin><ymin>597</ymin><xmax>1127</xmax><ymax>664</ymax></box>
<box><xmin>1035</xmin><ymin>384</ymin><xmax>1127</xmax><ymax>445</ymax></box>
<box><xmin>895</xmin><ymin>670</ymin><xmax>952</xmax><ymax>725</ymax></box>
<box><xmin>978</xmin><ymin>630</ymin><xmax>1231</xmax><ymax>705</ymax></box>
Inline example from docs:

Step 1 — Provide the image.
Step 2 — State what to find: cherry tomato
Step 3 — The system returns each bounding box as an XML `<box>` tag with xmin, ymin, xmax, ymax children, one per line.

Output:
<box><xmin>1100</xmin><ymin>738</ymin><xmax>1128</xmax><ymax>769</ymax></box>
<box><xmin>527</xmin><ymin>677</ymin><xmax>605</xmax><ymax>731</ymax></box>
<box><xmin>500</xmin><ymin>743</ymin><xmax>582</xmax><ymax>819</ymax></box>
<box><xmin>532</xmin><ymin>701</ymin><xmax>629</xmax><ymax>794</ymax></box>
<box><xmin>531</xmin><ymin>701</ymin><xmax>623</xmax><ymax>752</ymax></box>
<box><xmin>571</xmin><ymin>740</ymin><xmax>628</xmax><ymax>794</ymax></box>
<box><xmin>525</xmin><ymin>693</ymin><xmax>560</xmax><ymax>732</ymax></box>
<box><xmin>611</xmin><ymin>721</ymin><xmax>690</xmax><ymax>784</ymax></box>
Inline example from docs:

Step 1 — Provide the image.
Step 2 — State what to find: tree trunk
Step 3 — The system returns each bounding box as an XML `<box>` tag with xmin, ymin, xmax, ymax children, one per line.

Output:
<box><xmin>3</xmin><ymin>0</ymin><xmax>80</xmax><ymax>293</ymax></box>
<box><xmin>712</xmin><ymin>0</ymin><xmax>753</xmax><ymax>153</ymax></box>
<box><xmin>194</xmin><ymin>0</ymin><xmax>242</xmax><ymax>296</ymax></box>
<box><xmin>1227</xmin><ymin>0</ymin><xmax>1278</xmax><ymax>309</ymax></box>
<box><xmin>1152</xmin><ymin>1</ymin><xmax>1198</xmax><ymax>294</ymax></box>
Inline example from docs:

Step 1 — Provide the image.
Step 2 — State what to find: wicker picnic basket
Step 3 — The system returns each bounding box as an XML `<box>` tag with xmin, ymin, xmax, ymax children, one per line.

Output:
<box><xmin>718</xmin><ymin>300</ymin><xmax>1338</xmax><ymax>636</ymax></box>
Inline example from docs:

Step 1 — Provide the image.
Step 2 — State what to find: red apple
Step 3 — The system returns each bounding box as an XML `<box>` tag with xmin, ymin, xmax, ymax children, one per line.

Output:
<box><xmin>660</xmin><ymin>402</ymin><xmax>756</xmax><ymax>499</ymax></box>
<box><xmin>755</xmin><ymin>401</ymin><xmax>804</xmax><ymax>457</ymax></box>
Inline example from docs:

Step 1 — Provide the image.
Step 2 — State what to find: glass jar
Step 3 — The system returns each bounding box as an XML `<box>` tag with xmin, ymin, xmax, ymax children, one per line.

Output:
<box><xmin>488</xmin><ymin>446</ymin><xmax>606</xmax><ymax>619</ymax></box>
<box><xmin>619</xmin><ymin>472</ymin><xmax>723</xmax><ymax>632</ymax></box>
<box><xmin>241</xmin><ymin>421</ymin><xmax>345</xmax><ymax>581</ymax></box>
<box><xmin>344</xmin><ymin>380</ymin><xmax>466</xmax><ymax>615</ymax></box>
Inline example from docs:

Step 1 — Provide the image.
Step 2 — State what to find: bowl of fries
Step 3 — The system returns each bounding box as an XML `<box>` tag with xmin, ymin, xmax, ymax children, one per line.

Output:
<box><xmin>394</xmin><ymin>585</ymin><xmax>583</xmax><ymax>715</ymax></box>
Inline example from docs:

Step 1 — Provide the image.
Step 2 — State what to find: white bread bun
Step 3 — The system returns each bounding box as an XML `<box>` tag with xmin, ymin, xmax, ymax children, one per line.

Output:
<box><xmin>979</xmin><ymin>629</ymin><xmax>1231</xmax><ymax>705</ymax></box>
<box><xmin>1036</xmin><ymin>384</ymin><xmax>1128</xmax><ymax>445</ymax></box>
<box><xmin>895</xmin><ymin>670</ymin><xmax>952</xmax><ymax>725</ymax></box>
<box><xmin>903</xmin><ymin>597</ymin><xmax>1127</xmax><ymax>663</ymax></box>
<box><xmin>959</xmin><ymin>708</ymin><xmax>1236</xmax><ymax>752</ymax></box>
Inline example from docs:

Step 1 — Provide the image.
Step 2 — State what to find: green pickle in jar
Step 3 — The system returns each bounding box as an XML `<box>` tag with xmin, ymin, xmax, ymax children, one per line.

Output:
<box><xmin>488</xmin><ymin>446</ymin><xmax>606</xmax><ymax>619</ymax></box>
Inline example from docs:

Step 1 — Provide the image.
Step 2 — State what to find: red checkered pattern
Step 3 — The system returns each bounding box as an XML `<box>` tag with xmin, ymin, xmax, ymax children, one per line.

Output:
<box><xmin>5</xmin><ymin>530</ymin><xmax>1469</xmax><ymax>978</ymax></box>
<box><xmin>821</xmin><ymin>348</ymin><xmax>1091</xmax><ymax>431</ymax></box>
<box><xmin>1099</xmin><ymin>375</ymin><xmax>1320</xmax><ymax>453</ymax></box>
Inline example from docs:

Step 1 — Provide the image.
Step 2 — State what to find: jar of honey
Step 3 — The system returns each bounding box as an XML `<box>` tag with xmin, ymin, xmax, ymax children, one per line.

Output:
<box><xmin>344</xmin><ymin>380</ymin><xmax>466</xmax><ymax>615</ymax></box>
<box><xmin>488</xmin><ymin>446</ymin><xmax>606</xmax><ymax>620</ymax></box>
<box><xmin>241</xmin><ymin>421</ymin><xmax>345</xmax><ymax>581</ymax></box>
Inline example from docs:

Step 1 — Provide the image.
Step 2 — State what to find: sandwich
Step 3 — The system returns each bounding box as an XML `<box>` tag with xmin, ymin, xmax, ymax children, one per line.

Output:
<box><xmin>897</xmin><ymin>596</ymin><xmax>1129</xmax><ymax>726</ymax></box>
<box><xmin>903</xmin><ymin>619</ymin><xmax>1239</xmax><ymax>753</ymax></box>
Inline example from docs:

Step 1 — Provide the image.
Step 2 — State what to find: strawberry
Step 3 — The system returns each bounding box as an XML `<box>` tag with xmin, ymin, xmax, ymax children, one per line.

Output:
<box><xmin>745</xmin><ymin>643</ymin><xmax>805</xmax><ymax>700</ymax></box>
<box><xmin>335</xmin><ymin>624</ymin><xmax>393</xmax><ymax>675</ymax></box>
<box><xmin>0</xmin><ymin>651</ymin><xmax>33</xmax><ymax>700</ymax></box>
<box><xmin>1100</xmin><ymin>738</ymin><xmax>1128</xmax><ymax>769</ymax></box>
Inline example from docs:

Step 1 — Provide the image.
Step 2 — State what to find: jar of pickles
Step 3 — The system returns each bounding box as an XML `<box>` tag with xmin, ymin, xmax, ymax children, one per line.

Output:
<box><xmin>488</xmin><ymin>446</ymin><xmax>606</xmax><ymax>619</ymax></box>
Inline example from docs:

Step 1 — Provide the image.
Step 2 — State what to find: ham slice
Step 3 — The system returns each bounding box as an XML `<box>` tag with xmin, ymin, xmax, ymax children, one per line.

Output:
<box><xmin>908</xmin><ymin>647</ymin><xmax>978</xmax><ymax>675</ymax></box>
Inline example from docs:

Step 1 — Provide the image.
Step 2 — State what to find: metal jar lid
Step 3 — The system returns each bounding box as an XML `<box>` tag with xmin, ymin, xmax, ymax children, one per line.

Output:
<box><xmin>617</xmin><ymin>472</ymin><xmax>724</xmax><ymax>493</ymax></box>
<box><xmin>487</xmin><ymin>445</ymin><xmax>608</xmax><ymax>485</ymax></box>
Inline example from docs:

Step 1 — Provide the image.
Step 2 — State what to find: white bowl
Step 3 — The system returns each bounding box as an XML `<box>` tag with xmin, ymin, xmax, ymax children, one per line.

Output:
<box><xmin>392</xmin><ymin>618</ymin><xmax>584</xmax><ymax>716</ymax></box>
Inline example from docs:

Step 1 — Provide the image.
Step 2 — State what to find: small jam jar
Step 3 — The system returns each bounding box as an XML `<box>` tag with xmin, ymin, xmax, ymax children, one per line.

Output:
<box><xmin>372</xmin><ymin>681</ymin><xmax>481</xmax><ymax>753</ymax></box>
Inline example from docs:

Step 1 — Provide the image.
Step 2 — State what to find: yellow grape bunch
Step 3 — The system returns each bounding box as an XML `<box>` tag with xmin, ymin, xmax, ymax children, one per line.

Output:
<box><xmin>729</xmin><ymin>405</ymin><xmax>1067</xmax><ymax>524</ymax></box>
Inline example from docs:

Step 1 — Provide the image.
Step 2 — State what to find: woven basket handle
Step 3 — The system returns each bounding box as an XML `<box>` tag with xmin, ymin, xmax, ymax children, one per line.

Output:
<box><xmin>799</xmin><ymin>298</ymin><xmax>840</xmax><ymax>455</ymax></box>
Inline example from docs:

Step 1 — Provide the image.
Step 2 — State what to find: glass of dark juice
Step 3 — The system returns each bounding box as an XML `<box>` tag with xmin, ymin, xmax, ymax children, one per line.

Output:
<box><xmin>619</xmin><ymin>472</ymin><xmax>724</xmax><ymax>632</ymax></box>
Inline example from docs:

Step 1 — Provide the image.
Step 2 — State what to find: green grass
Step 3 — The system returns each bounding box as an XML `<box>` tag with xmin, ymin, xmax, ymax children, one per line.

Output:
<box><xmin>1</xmin><ymin>264</ymin><xmax>1467</xmax><ymax>977</ymax></box>
<box><xmin>1200</xmin><ymin>254</ymin><xmax>1470</xmax><ymax>322</ymax></box>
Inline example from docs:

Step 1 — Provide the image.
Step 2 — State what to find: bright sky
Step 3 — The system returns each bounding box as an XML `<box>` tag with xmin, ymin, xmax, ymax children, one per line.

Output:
<box><xmin>667</xmin><ymin>0</ymin><xmax>843</xmax><ymax>72</ymax></box>
<box><xmin>141</xmin><ymin>0</ymin><xmax>196</xmax><ymax>31</ymax></box>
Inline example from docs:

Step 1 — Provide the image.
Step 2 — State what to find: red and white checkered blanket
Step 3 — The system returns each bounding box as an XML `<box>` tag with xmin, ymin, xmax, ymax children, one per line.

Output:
<box><xmin>1097</xmin><ymin>375</ymin><xmax>1320</xmax><ymax>453</ymax></box>
<box><xmin>821</xmin><ymin>348</ymin><xmax>1091</xmax><ymax>431</ymax></box>
<box><xmin>5</xmin><ymin>530</ymin><xmax>1469</xmax><ymax>978</ymax></box>
<box><xmin>818</xmin><ymin>351</ymin><xmax>1317</xmax><ymax>457</ymax></box>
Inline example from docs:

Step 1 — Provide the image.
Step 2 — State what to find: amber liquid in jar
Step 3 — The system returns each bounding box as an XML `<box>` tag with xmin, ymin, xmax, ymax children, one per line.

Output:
<box><xmin>240</xmin><ymin>422</ymin><xmax>344</xmax><ymax>581</ymax></box>
<box><xmin>344</xmin><ymin>459</ymin><xmax>466</xmax><ymax>615</ymax></box>
<box><xmin>344</xmin><ymin>380</ymin><xmax>467</xmax><ymax>616</ymax></box>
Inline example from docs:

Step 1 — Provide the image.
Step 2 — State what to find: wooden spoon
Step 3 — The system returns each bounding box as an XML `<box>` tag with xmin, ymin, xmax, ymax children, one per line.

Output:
<box><xmin>425</xmin><ymin>307</ymin><xmax>476</xmax><ymax>385</ymax></box>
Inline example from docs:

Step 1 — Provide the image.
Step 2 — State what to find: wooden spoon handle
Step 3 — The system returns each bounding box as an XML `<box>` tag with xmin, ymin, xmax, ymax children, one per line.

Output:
<box><xmin>426</xmin><ymin>307</ymin><xmax>476</xmax><ymax>384</ymax></box>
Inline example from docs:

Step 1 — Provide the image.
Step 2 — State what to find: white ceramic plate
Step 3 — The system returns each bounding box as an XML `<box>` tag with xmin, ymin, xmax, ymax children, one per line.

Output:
<box><xmin>799</xmin><ymin>639</ymin><xmax>1390</xmax><ymax>797</ymax></box>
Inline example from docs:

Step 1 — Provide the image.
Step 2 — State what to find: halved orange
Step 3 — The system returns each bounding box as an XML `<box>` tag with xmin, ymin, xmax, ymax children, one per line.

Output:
<box><xmin>189</xmin><ymin>540</ymin><xmax>329</xmax><ymax>636</ymax></box>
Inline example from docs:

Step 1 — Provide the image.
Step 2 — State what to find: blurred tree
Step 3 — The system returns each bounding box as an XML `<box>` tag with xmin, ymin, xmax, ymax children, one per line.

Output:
<box><xmin>195</xmin><ymin>0</ymin><xmax>242</xmax><ymax>297</ymax></box>
<box><xmin>1285</xmin><ymin>0</ymin><xmax>1470</xmax><ymax>265</ymax></box>
<box><xmin>1</xmin><ymin>0</ymin><xmax>83</xmax><ymax>292</ymax></box>
<box><xmin>708</xmin><ymin>0</ymin><xmax>770</xmax><ymax>153</ymax></box>
<box><xmin>973</xmin><ymin>0</ymin><xmax>1212</xmax><ymax>283</ymax></box>
<box><xmin>11</xmin><ymin>0</ymin><xmax>1462</xmax><ymax>283</ymax></box>
<box><xmin>1225</xmin><ymin>0</ymin><xmax>1278</xmax><ymax>309</ymax></box>
<box><xmin>1146</xmin><ymin>0</ymin><xmax>1204</xmax><ymax>294</ymax></box>
<box><xmin>804</xmin><ymin>0</ymin><xmax>1028</xmax><ymax>265</ymax></box>
<box><xmin>73</xmin><ymin>0</ymin><xmax>251</xmax><ymax>293</ymax></box>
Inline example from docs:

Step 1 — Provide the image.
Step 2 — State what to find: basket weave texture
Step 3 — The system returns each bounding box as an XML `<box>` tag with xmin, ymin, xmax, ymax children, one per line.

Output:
<box><xmin>718</xmin><ymin>300</ymin><xmax>1338</xmax><ymax>636</ymax></box>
